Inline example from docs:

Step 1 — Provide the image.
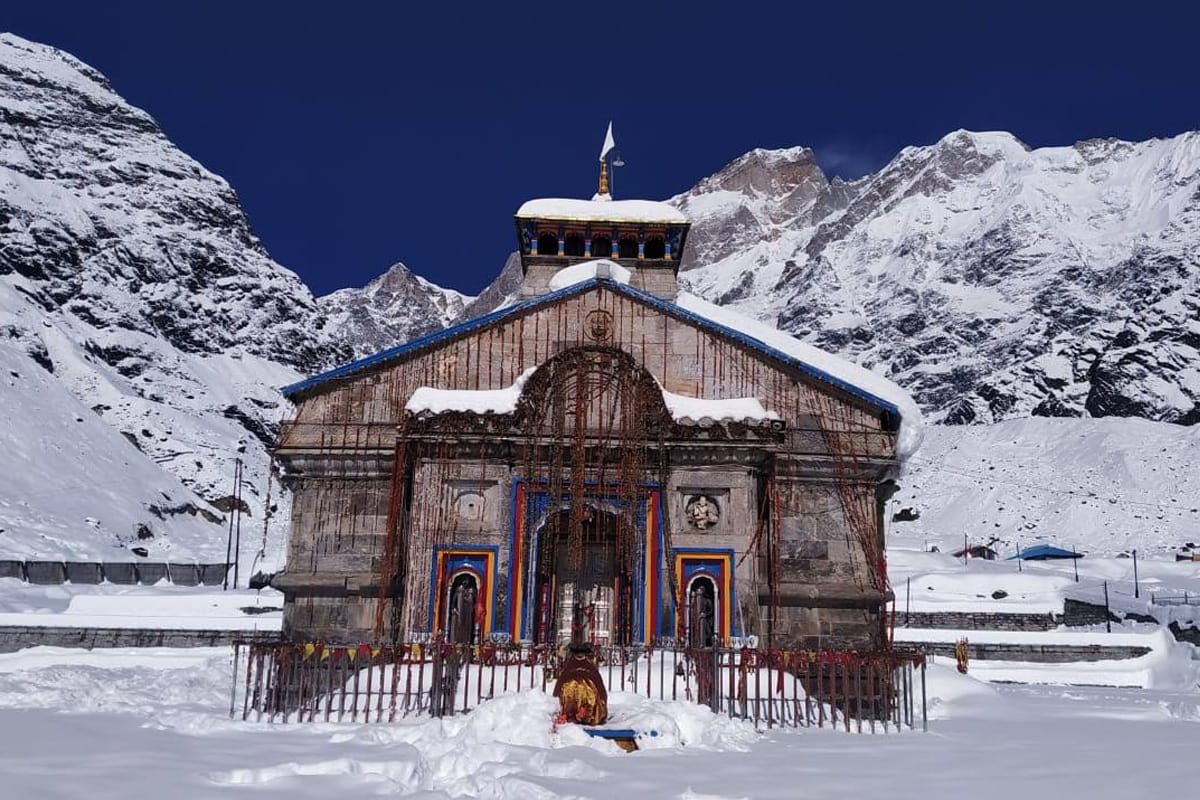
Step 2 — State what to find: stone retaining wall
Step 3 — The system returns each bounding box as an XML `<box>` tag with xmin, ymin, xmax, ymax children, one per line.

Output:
<box><xmin>0</xmin><ymin>626</ymin><xmax>280</xmax><ymax>654</ymax></box>
<box><xmin>899</xmin><ymin>611</ymin><xmax>1060</xmax><ymax>631</ymax></box>
<box><xmin>913</xmin><ymin>641</ymin><xmax>1152</xmax><ymax>663</ymax></box>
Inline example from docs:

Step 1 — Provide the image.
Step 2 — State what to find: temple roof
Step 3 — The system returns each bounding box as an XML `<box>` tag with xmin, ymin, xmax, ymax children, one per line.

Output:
<box><xmin>281</xmin><ymin>277</ymin><xmax>922</xmax><ymax>457</ymax></box>
<box><xmin>516</xmin><ymin>198</ymin><xmax>688</xmax><ymax>225</ymax></box>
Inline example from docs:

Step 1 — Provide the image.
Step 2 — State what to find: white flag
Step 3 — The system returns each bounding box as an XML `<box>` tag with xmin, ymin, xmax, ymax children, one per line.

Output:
<box><xmin>599</xmin><ymin>121</ymin><xmax>615</xmax><ymax>162</ymax></box>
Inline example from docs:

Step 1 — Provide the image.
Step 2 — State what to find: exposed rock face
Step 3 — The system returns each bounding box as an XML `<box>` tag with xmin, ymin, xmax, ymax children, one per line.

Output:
<box><xmin>460</xmin><ymin>251</ymin><xmax>523</xmax><ymax>319</ymax></box>
<box><xmin>673</xmin><ymin>130</ymin><xmax>1200</xmax><ymax>425</ymax></box>
<box><xmin>0</xmin><ymin>33</ymin><xmax>343</xmax><ymax>373</ymax></box>
<box><xmin>0</xmin><ymin>33</ymin><xmax>351</xmax><ymax>560</ymax></box>
<box><xmin>3</xmin><ymin>28</ymin><xmax>1198</xmax><ymax>564</ymax></box>
<box><xmin>319</xmin><ymin>262</ymin><xmax>471</xmax><ymax>360</ymax></box>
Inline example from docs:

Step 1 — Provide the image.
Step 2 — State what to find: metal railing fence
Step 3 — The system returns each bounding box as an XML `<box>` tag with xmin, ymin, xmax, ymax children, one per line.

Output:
<box><xmin>231</xmin><ymin>640</ymin><xmax>926</xmax><ymax>733</ymax></box>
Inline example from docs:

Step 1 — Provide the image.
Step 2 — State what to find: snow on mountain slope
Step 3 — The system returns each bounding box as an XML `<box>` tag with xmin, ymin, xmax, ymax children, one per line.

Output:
<box><xmin>674</xmin><ymin>130</ymin><xmax>1200</xmax><ymax>426</ymax></box>
<box><xmin>0</xmin><ymin>290</ymin><xmax>221</xmax><ymax>560</ymax></box>
<box><xmin>319</xmin><ymin>262</ymin><xmax>472</xmax><ymax>360</ymax></box>
<box><xmin>3</xmin><ymin>28</ymin><xmax>1197</xmax><ymax>569</ymax></box>
<box><xmin>0</xmin><ymin>33</ymin><xmax>345</xmax><ymax>562</ymax></box>
<box><xmin>889</xmin><ymin>416</ymin><xmax>1200</xmax><ymax>558</ymax></box>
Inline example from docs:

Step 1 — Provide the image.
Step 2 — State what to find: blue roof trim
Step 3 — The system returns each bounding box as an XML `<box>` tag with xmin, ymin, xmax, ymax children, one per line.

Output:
<box><xmin>615</xmin><ymin>283</ymin><xmax>900</xmax><ymax>416</ymax></box>
<box><xmin>281</xmin><ymin>278</ymin><xmax>900</xmax><ymax>416</ymax></box>
<box><xmin>280</xmin><ymin>280</ymin><xmax>598</xmax><ymax>397</ymax></box>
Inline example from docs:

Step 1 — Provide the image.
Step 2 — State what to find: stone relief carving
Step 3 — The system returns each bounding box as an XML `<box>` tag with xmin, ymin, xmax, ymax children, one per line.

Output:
<box><xmin>684</xmin><ymin>494</ymin><xmax>721</xmax><ymax>530</ymax></box>
<box><xmin>584</xmin><ymin>309</ymin><xmax>614</xmax><ymax>342</ymax></box>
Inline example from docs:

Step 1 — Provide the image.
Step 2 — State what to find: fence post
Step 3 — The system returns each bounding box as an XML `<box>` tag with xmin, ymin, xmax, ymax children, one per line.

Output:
<box><xmin>1104</xmin><ymin>581</ymin><xmax>1112</xmax><ymax>633</ymax></box>
<box><xmin>905</xmin><ymin>577</ymin><xmax>911</xmax><ymax>626</ymax></box>
<box><xmin>229</xmin><ymin>642</ymin><xmax>240</xmax><ymax>719</ymax></box>
<box><xmin>430</xmin><ymin>644</ymin><xmax>444</xmax><ymax>718</ymax></box>
<box><xmin>710</xmin><ymin>647</ymin><xmax>720</xmax><ymax>714</ymax></box>
<box><xmin>920</xmin><ymin>660</ymin><xmax>927</xmax><ymax>733</ymax></box>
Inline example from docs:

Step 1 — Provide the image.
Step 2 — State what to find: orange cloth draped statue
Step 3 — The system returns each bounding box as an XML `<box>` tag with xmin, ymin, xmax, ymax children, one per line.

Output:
<box><xmin>553</xmin><ymin>642</ymin><xmax>608</xmax><ymax>725</ymax></box>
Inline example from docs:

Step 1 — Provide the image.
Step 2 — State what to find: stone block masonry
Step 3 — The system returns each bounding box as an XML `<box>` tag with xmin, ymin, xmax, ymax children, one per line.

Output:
<box><xmin>899</xmin><ymin>611</ymin><xmax>1060</xmax><ymax>631</ymax></box>
<box><xmin>0</xmin><ymin>626</ymin><xmax>280</xmax><ymax>654</ymax></box>
<box><xmin>915</xmin><ymin>640</ymin><xmax>1152</xmax><ymax>663</ymax></box>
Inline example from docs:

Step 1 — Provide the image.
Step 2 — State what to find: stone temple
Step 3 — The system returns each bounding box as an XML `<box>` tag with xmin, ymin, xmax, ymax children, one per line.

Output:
<box><xmin>271</xmin><ymin>135</ymin><xmax>919</xmax><ymax>651</ymax></box>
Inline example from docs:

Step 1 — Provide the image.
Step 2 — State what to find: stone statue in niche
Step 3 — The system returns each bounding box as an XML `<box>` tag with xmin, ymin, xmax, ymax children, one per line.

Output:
<box><xmin>685</xmin><ymin>495</ymin><xmax>720</xmax><ymax>530</ymax></box>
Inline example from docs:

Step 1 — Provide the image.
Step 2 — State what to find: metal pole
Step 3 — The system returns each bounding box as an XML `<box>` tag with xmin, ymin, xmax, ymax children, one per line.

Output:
<box><xmin>1103</xmin><ymin>581</ymin><xmax>1112</xmax><ymax>633</ymax></box>
<box><xmin>232</xmin><ymin>458</ymin><xmax>243</xmax><ymax>589</ymax></box>
<box><xmin>1017</xmin><ymin>540</ymin><xmax>1022</xmax><ymax>572</ymax></box>
<box><xmin>905</xmin><ymin>577</ymin><xmax>911</xmax><ymax>627</ymax></box>
<box><xmin>920</xmin><ymin>660</ymin><xmax>927</xmax><ymax>733</ymax></box>
<box><xmin>1133</xmin><ymin>549</ymin><xmax>1139</xmax><ymax>599</ymax></box>
<box><xmin>963</xmin><ymin>533</ymin><xmax>968</xmax><ymax>565</ymax></box>
<box><xmin>229</xmin><ymin>642</ymin><xmax>240</xmax><ymax>719</ymax></box>
<box><xmin>1073</xmin><ymin>546</ymin><xmax>1079</xmax><ymax>583</ymax></box>
<box><xmin>222</xmin><ymin>459</ymin><xmax>237</xmax><ymax>590</ymax></box>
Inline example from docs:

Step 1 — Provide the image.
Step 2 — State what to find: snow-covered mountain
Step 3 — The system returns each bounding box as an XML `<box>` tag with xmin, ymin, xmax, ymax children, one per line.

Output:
<box><xmin>891</xmin><ymin>416</ymin><xmax>1200</xmax><ymax>557</ymax></box>
<box><xmin>0</xmin><ymin>33</ymin><xmax>357</xmax><ymax>562</ymax></box>
<box><xmin>3</xmin><ymin>29</ymin><xmax>1197</xmax><ymax>563</ymax></box>
<box><xmin>674</xmin><ymin>131</ymin><xmax>1200</xmax><ymax>426</ymax></box>
<box><xmin>319</xmin><ymin>262</ymin><xmax>471</xmax><ymax>360</ymax></box>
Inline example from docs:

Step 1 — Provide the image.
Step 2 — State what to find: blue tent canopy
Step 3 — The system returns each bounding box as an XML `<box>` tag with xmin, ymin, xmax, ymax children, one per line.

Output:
<box><xmin>1008</xmin><ymin>544</ymin><xmax>1083</xmax><ymax>561</ymax></box>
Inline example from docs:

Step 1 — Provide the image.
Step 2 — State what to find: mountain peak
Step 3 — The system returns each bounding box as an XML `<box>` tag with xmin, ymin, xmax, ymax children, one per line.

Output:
<box><xmin>677</xmin><ymin>129</ymin><xmax>1200</xmax><ymax>427</ymax></box>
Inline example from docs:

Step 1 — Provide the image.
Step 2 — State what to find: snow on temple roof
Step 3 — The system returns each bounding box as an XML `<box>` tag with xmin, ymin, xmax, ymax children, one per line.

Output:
<box><xmin>547</xmin><ymin>260</ymin><xmax>631</xmax><ymax>291</ymax></box>
<box><xmin>660</xmin><ymin>388</ymin><xmax>780</xmax><ymax>426</ymax></box>
<box><xmin>516</xmin><ymin>198</ymin><xmax>688</xmax><ymax>224</ymax></box>
<box><xmin>674</xmin><ymin>292</ymin><xmax>925</xmax><ymax>459</ymax></box>
<box><xmin>406</xmin><ymin>368</ymin><xmax>535</xmax><ymax>416</ymax></box>
<box><xmin>283</xmin><ymin>277</ymin><xmax>922</xmax><ymax>460</ymax></box>
<box><xmin>405</xmin><ymin>368</ymin><xmax>778</xmax><ymax>425</ymax></box>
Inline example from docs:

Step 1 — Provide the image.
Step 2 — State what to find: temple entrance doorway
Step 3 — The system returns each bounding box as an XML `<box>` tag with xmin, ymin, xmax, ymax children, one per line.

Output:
<box><xmin>533</xmin><ymin>507</ymin><xmax>632</xmax><ymax>646</ymax></box>
<box><xmin>686</xmin><ymin>575</ymin><xmax>717</xmax><ymax>648</ymax></box>
<box><xmin>443</xmin><ymin>572</ymin><xmax>479</xmax><ymax>644</ymax></box>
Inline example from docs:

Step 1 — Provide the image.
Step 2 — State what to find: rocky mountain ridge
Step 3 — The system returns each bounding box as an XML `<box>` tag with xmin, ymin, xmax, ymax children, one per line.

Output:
<box><xmin>0</xmin><ymin>33</ymin><xmax>354</xmax><ymax>561</ymax></box>
<box><xmin>318</xmin><ymin>262</ymin><xmax>472</xmax><ymax>360</ymax></box>
<box><xmin>671</xmin><ymin>130</ymin><xmax>1200</xmax><ymax>426</ymax></box>
<box><xmin>2</xmin><ymin>31</ymin><xmax>1197</xmax><ymax>563</ymax></box>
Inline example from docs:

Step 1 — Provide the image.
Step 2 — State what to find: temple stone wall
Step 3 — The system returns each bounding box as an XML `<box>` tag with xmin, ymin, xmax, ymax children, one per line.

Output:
<box><xmin>275</xmin><ymin>283</ymin><xmax>896</xmax><ymax>649</ymax></box>
<box><xmin>279</xmin><ymin>287</ymin><xmax>890</xmax><ymax>456</ymax></box>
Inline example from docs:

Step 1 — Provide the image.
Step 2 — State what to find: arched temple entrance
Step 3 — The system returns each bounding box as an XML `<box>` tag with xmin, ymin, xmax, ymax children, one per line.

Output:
<box><xmin>533</xmin><ymin>507</ymin><xmax>633</xmax><ymax>646</ymax></box>
<box><xmin>443</xmin><ymin>572</ymin><xmax>480</xmax><ymax>644</ymax></box>
<box><xmin>685</xmin><ymin>575</ymin><xmax>717</xmax><ymax>648</ymax></box>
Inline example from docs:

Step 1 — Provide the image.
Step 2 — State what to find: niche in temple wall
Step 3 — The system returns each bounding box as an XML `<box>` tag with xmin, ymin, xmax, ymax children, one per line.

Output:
<box><xmin>674</xmin><ymin>487</ymin><xmax>731</xmax><ymax>534</ymax></box>
<box><xmin>440</xmin><ymin>469</ymin><xmax>507</xmax><ymax>534</ymax></box>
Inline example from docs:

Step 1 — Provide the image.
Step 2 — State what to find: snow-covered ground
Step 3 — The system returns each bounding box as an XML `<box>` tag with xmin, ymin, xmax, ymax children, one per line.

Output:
<box><xmin>0</xmin><ymin>646</ymin><xmax>1195</xmax><ymax>799</ymax></box>
<box><xmin>0</xmin><ymin>580</ymin><xmax>282</xmax><ymax>631</ymax></box>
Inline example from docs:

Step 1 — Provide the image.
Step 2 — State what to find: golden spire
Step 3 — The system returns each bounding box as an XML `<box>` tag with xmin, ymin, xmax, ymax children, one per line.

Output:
<box><xmin>595</xmin><ymin>121</ymin><xmax>615</xmax><ymax>200</ymax></box>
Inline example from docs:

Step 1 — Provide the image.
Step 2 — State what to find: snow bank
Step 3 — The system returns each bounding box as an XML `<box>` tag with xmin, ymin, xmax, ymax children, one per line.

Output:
<box><xmin>518</xmin><ymin>198</ymin><xmax>688</xmax><ymax>224</ymax></box>
<box><xmin>896</xmin><ymin>567</ymin><xmax>1076</xmax><ymax>613</ymax></box>
<box><xmin>952</xmin><ymin>629</ymin><xmax>1199</xmax><ymax>690</ymax></box>
<box><xmin>3</xmin><ymin>644</ymin><xmax>1200</xmax><ymax>799</ymax></box>
<box><xmin>0</xmin><ymin>583</ymin><xmax>282</xmax><ymax>631</ymax></box>
<box><xmin>217</xmin><ymin>685</ymin><xmax>759</xmax><ymax>796</ymax></box>
<box><xmin>547</xmin><ymin>259</ymin><xmax>631</xmax><ymax>291</ymax></box>
<box><xmin>676</xmin><ymin>292</ymin><xmax>924</xmax><ymax>459</ymax></box>
<box><xmin>921</xmin><ymin>662</ymin><xmax>1005</xmax><ymax>720</ymax></box>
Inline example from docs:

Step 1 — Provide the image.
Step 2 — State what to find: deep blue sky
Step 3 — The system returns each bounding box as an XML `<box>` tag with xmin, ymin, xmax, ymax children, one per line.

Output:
<box><xmin>5</xmin><ymin>2</ymin><xmax>1198</xmax><ymax>296</ymax></box>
